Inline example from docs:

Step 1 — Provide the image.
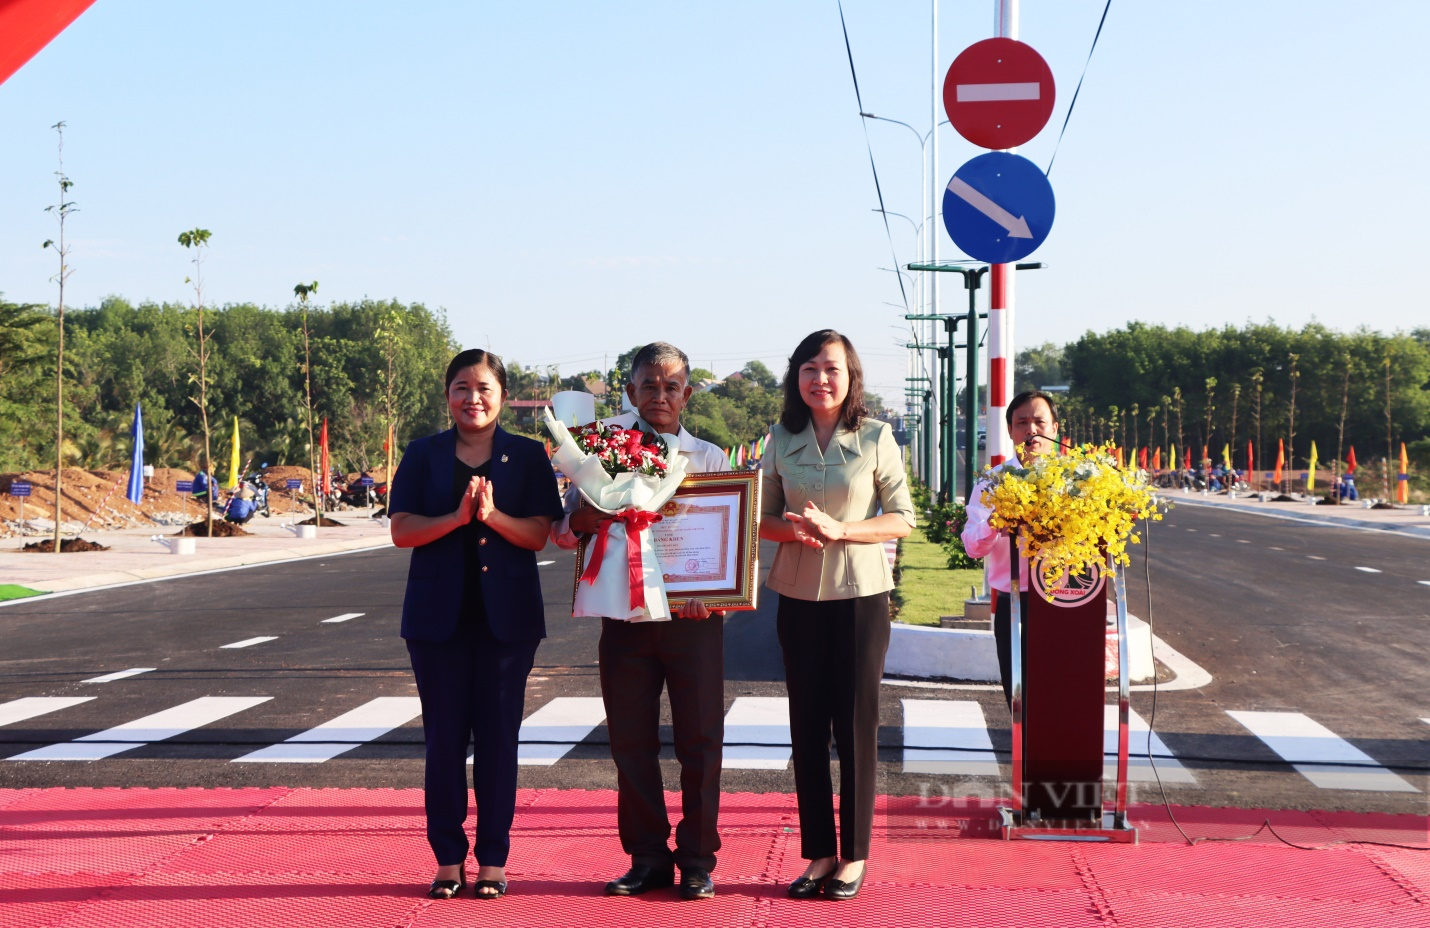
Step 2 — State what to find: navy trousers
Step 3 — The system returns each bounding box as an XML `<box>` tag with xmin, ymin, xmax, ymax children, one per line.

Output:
<box><xmin>406</xmin><ymin>623</ymin><xmax>539</xmax><ymax>867</ymax></box>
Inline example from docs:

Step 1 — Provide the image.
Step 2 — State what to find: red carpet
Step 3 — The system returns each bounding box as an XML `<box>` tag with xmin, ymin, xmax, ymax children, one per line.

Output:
<box><xmin>1</xmin><ymin>788</ymin><xmax>1425</xmax><ymax>927</ymax></box>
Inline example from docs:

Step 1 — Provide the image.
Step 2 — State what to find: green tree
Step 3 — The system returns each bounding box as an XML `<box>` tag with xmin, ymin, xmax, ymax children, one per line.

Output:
<box><xmin>178</xmin><ymin>228</ymin><xmax>215</xmax><ymax>535</ymax></box>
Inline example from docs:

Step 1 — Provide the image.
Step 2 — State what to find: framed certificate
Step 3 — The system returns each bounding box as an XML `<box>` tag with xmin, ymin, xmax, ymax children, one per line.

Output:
<box><xmin>573</xmin><ymin>471</ymin><xmax>762</xmax><ymax>613</ymax></box>
<box><xmin>651</xmin><ymin>471</ymin><xmax>762</xmax><ymax>611</ymax></box>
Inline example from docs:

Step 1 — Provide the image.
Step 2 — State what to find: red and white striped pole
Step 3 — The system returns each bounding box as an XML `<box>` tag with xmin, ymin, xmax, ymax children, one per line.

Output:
<box><xmin>987</xmin><ymin>0</ymin><xmax>1019</xmax><ymax>467</ymax></box>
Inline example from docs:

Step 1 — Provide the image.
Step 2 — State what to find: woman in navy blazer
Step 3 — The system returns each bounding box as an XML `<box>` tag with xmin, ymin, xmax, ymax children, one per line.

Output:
<box><xmin>389</xmin><ymin>348</ymin><xmax>563</xmax><ymax>900</ymax></box>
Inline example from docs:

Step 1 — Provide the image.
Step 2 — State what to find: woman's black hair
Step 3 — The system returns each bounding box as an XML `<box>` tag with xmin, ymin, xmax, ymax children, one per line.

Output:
<box><xmin>444</xmin><ymin>348</ymin><xmax>507</xmax><ymax>395</ymax></box>
<box><xmin>778</xmin><ymin>329</ymin><xmax>868</xmax><ymax>434</ymax></box>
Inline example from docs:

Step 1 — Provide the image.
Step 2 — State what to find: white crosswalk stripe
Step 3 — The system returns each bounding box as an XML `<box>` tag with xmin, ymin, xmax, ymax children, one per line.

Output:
<box><xmin>8</xmin><ymin>696</ymin><xmax>272</xmax><ymax>761</ymax></box>
<box><xmin>1227</xmin><ymin>710</ymin><xmax>1418</xmax><ymax>793</ymax></box>
<box><xmin>221</xmin><ymin>636</ymin><xmax>278</xmax><ymax>649</ymax></box>
<box><xmin>0</xmin><ymin>696</ymin><xmax>94</xmax><ymax>727</ymax></box>
<box><xmin>514</xmin><ymin>696</ymin><xmax>607</xmax><ymax>766</ymax></box>
<box><xmin>901</xmin><ymin>699</ymin><xmax>999</xmax><ymax>776</ymax></box>
<box><xmin>82</xmin><ymin>668</ymin><xmax>156</xmax><ymax>683</ymax></box>
<box><xmin>1103</xmin><ymin>706</ymin><xmax>1197</xmax><ymax>785</ymax></box>
<box><xmin>233</xmin><ymin>697</ymin><xmax>423</xmax><ymax>763</ymax></box>
<box><xmin>320</xmin><ymin>613</ymin><xmax>364</xmax><ymax>624</ymax></box>
<box><xmin>723</xmin><ymin>697</ymin><xmax>792</xmax><ymax>770</ymax></box>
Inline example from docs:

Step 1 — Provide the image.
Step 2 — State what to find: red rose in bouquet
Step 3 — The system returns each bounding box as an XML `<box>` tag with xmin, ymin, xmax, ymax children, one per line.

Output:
<box><xmin>570</xmin><ymin>421</ymin><xmax>669</xmax><ymax>478</ymax></box>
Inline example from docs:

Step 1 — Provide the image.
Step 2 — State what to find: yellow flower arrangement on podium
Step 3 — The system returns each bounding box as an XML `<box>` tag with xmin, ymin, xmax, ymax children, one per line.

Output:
<box><xmin>980</xmin><ymin>443</ymin><xmax>1166</xmax><ymax>597</ymax></box>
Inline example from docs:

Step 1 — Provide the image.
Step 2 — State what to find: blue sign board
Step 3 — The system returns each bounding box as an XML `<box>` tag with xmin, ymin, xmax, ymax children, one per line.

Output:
<box><xmin>286</xmin><ymin>479</ymin><xmax>302</xmax><ymax>490</ymax></box>
<box><xmin>175</xmin><ymin>480</ymin><xmax>194</xmax><ymax>493</ymax></box>
<box><xmin>10</xmin><ymin>482</ymin><xmax>31</xmax><ymax>497</ymax></box>
<box><xmin>358</xmin><ymin>477</ymin><xmax>374</xmax><ymax>487</ymax></box>
<box><xmin>942</xmin><ymin>151</ymin><xmax>1054</xmax><ymax>264</ymax></box>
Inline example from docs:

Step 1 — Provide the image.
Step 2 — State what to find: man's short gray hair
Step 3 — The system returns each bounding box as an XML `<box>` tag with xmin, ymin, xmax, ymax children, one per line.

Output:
<box><xmin>629</xmin><ymin>342</ymin><xmax>691</xmax><ymax>385</ymax></box>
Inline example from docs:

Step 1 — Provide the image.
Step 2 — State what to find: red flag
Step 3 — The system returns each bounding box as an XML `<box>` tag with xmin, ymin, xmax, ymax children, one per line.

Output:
<box><xmin>1273</xmin><ymin>439</ymin><xmax>1285</xmax><ymax>485</ymax></box>
<box><xmin>0</xmin><ymin>0</ymin><xmax>97</xmax><ymax>88</ymax></box>
<box><xmin>1152</xmin><ymin>448</ymin><xmax>1162</xmax><ymax>470</ymax></box>
<box><xmin>1346</xmin><ymin>446</ymin><xmax>1357</xmax><ymax>474</ymax></box>
<box><xmin>320</xmin><ymin>417</ymin><xmax>331</xmax><ymax>496</ymax></box>
<box><xmin>1138</xmin><ymin>447</ymin><xmax>1148</xmax><ymax>470</ymax></box>
<box><xmin>1246</xmin><ymin>441</ymin><xmax>1253</xmax><ymax>472</ymax></box>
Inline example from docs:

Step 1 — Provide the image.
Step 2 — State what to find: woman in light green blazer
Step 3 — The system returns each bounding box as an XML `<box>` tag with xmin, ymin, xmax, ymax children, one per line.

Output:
<box><xmin>758</xmin><ymin>329</ymin><xmax>915</xmax><ymax>900</ymax></box>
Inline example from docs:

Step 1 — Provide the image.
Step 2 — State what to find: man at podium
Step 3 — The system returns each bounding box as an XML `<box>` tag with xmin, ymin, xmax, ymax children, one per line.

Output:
<box><xmin>960</xmin><ymin>390</ymin><xmax>1062</xmax><ymax>705</ymax></box>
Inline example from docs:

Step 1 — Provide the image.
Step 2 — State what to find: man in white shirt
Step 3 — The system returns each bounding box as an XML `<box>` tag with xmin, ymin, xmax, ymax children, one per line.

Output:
<box><xmin>961</xmin><ymin>390</ymin><xmax>1062</xmax><ymax>706</ymax></box>
<box><xmin>551</xmin><ymin>342</ymin><xmax>729</xmax><ymax>901</ymax></box>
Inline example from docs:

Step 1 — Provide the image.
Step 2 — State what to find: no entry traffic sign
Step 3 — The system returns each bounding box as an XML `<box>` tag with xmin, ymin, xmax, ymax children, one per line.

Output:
<box><xmin>942</xmin><ymin>152</ymin><xmax>1055</xmax><ymax>264</ymax></box>
<box><xmin>944</xmin><ymin>37</ymin><xmax>1055</xmax><ymax>150</ymax></box>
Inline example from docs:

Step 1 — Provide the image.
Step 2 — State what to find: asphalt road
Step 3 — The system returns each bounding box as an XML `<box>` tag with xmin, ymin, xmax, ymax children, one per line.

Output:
<box><xmin>0</xmin><ymin>512</ymin><xmax>1425</xmax><ymax>825</ymax></box>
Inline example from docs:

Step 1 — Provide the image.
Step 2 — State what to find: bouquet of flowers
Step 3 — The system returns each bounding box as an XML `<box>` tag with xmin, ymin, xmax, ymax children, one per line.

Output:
<box><xmin>979</xmin><ymin>442</ymin><xmax>1166</xmax><ymax>598</ymax></box>
<box><xmin>543</xmin><ymin>408</ymin><xmax>690</xmax><ymax>620</ymax></box>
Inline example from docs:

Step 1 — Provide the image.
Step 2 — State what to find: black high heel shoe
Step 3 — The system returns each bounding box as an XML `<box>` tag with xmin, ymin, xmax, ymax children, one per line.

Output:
<box><xmin>824</xmin><ymin>866</ymin><xmax>865</xmax><ymax>900</ymax></box>
<box><xmin>427</xmin><ymin>864</ymin><xmax>466</xmax><ymax>899</ymax></box>
<box><xmin>787</xmin><ymin>865</ymin><xmax>836</xmax><ymax>899</ymax></box>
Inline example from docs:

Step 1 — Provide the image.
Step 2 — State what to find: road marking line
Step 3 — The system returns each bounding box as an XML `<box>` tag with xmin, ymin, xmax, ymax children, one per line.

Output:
<box><xmin>320</xmin><ymin>613</ymin><xmax>364</xmax><ymax>623</ymax></box>
<box><xmin>1236</xmin><ymin>539</ymin><xmax>1251</xmax><ymax>544</ymax></box>
<box><xmin>511</xmin><ymin>696</ymin><xmax>607</xmax><ymax>766</ymax></box>
<box><xmin>956</xmin><ymin>80</ymin><xmax>1041</xmax><ymax>103</ymax></box>
<box><xmin>1307</xmin><ymin>555</ymin><xmax>1326</xmax><ymax>561</ymax></box>
<box><xmin>0</xmin><ymin>697</ymin><xmax>94</xmax><ymax>728</ymax></box>
<box><xmin>1186</xmin><ymin>528</ymin><xmax>1197</xmax><ymax>532</ymax></box>
<box><xmin>901</xmin><ymin>699</ymin><xmax>999</xmax><ymax>776</ymax></box>
<box><xmin>1227</xmin><ymin>710</ymin><xmax>1418</xmax><ymax>792</ymax></box>
<box><xmin>1209</xmin><ymin>533</ymin><xmax>1222</xmax><ymax>537</ymax></box>
<box><xmin>1354</xmin><ymin>567</ymin><xmax>1382</xmax><ymax>573</ymax></box>
<box><xmin>233</xmin><ymin>697</ymin><xmax>422</xmax><ymax>763</ymax></box>
<box><xmin>1103</xmin><ymin>706</ymin><xmax>1196</xmax><ymax>785</ymax></box>
<box><xmin>221</xmin><ymin>637</ymin><xmax>278</xmax><ymax>649</ymax></box>
<box><xmin>1419</xmin><ymin>581</ymin><xmax>1430</xmax><ymax>587</ymax></box>
<box><xmin>81</xmin><ymin>668</ymin><xmax>155</xmax><ymax>684</ymax></box>
<box><xmin>1271</xmin><ymin>546</ymin><xmax>1285</xmax><ymax>551</ymax></box>
<box><xmin>8</xmin><ymin>696</ymin><xmax>272</xmax><ymax>761</ymax></box>
<box><xmin>537</xmin><ymin>560</ymin><xmax>555</xmax><ymax>566</ymax></box>
<box><xmin>723</xmin><ymin>697</ymin><xmax>793</xmax><ymax>770</ymax></box>
<box><xmin>1422</xmin><ymin>718</ymin><xmax>1430</xmax><ymax>726</ymax></box>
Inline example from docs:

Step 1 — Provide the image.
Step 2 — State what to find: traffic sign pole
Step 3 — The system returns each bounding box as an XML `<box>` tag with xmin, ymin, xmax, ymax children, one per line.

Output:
<box><xmin>991</xmin><ymin>0</ymin><xmax>1018</xmax><ymax>469</ymax></box>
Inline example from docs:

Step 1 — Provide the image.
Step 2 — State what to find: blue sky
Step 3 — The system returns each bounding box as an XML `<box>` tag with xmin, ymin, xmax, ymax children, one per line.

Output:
<box><xmin>2</xmin><ymin>1</ymin><xmax>1427</xmax><ymax>403</ymax></box>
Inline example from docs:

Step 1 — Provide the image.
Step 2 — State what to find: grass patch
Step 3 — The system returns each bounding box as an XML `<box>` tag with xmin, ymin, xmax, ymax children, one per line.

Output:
<box><xmin>0</xmin><ymin>584</ymin><xmax>44</xmax><ymax>602</ymax></box>
<box><xmin>892</xmin><ymin>526</ymin><xmax>984</xmax><ymax>627</ymax></box>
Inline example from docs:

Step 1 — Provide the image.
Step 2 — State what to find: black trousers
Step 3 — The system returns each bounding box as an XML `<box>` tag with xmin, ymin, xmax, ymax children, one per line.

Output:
<box><xmin>406</xmin><ymin>623</ymin><xmax>539</xmax><ymax>868</ymax></box>
<box><xmin>776</xmin><ymin>592</ymin><xmax>890</xmax><ymax>862</ymax></box>
<box><xmin>598</xmin><ymin>616</ymin><xmax>724</xmax><ymax>872</ymax></box>
<box><xmin>993</xmin><ymin>590</ymin><xmax>1031</xmax><ymax>709</ymax></box>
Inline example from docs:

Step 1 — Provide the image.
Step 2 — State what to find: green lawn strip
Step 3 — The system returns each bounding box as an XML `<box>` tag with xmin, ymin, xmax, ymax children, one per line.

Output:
<box><xmin>893</xmin><ymin>528</ymin><xmax>984</xmax><ymax>627</ymax></box>
<box><xmin>0</xmin><ymin>584</ymin><xmax>44</xmax><ymax>602</ymax></box>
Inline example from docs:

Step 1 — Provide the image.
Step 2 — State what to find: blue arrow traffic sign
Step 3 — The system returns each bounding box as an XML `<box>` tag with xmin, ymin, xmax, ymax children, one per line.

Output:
<box><xmin>942</xmin><ymin>151</ymin><xmax>1055</xmax><ymax>264</ymax></box>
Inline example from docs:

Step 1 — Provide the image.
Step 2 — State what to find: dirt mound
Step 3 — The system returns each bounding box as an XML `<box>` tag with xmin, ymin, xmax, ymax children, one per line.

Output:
<box><xmin>1371</xmin><ymin>502</ymin><xmax>1399</xmax><ymax>510</ymax></box>
<box><xmin>174</xmin><ymin>520</ymin><xmax>250</xmax><ymax>537</ymax></box>
<box><xmin>21</xmin><ymin>537</ymin><xmax>110</xmax><ymax>553</ymax></box>
<box><xmin>297</xmin><ymin>516</ymin><xmax>345</xmax><ymax>527</ymax></box>
<box><xmin>1268</xmin><ymin>494</ymin><xmax>1299</xmax><ymax>502</ymax></box>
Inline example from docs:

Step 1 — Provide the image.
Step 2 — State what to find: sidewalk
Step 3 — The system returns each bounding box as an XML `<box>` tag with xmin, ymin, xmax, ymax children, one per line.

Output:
<box><xmin>1164</xmin><ymin>488</ymin><xmax>1430</xmax><ymax>539</ymax></box>
<box><xmin>0</xmin><ymin>509</ymin><xmax>394</xmax><ymax>596</ymax></box>
<box><xmin>1</xmin><ymin>787</ymin><xmax>1424</xmax><ymax>927</ymax></box>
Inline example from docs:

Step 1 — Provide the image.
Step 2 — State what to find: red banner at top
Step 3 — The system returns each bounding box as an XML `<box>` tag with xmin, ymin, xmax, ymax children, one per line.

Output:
<box><xmin>0</xmin><ymin>0</ymin><xmax>97</xmax><ymax>88</ymax></box>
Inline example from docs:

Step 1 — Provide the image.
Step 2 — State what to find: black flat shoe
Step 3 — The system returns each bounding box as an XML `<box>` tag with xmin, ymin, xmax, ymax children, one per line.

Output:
<box><xmin>786</xmin><ymin>872</ymin><xmax>832</xmax><ymax>899</ymax></box>
<box><xmin>473</xmin><ymin>879</ymin><xmax>507</xmax><ymax>899</ymax></box>
<box><xmin>824</xmin><ymin>868</ymin><xmax>865</xmax><ymax>900</ymax></box>
<box><xmin>604</xmin><ymin>864</ymin><xmax>674</xmax><ymax>896</ymax></box>
<box><xmin>679</xmin><ymin>867</ymin><xmax>714</xmax><ymax>900</ymax></box>
<box><xmin>427</xmin><ymin>864</ymin><xmax>466</xmax><ymax>899</ymax></box>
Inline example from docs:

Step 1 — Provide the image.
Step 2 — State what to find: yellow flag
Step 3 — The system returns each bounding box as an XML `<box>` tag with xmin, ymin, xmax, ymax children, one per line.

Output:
<box><xmin>1170</xmin><ymin>444</ymin><xmax>1178</xmax><ymax>469</ymax></box>
<box><xmin>1222</xmin><ymin>443</ymin><xmax>1231</xmax><ymax>469</ymax></box>
<box><xmin>1307</xmin><ymin>441</ymin><xmax>1318</xmax><ymax>492</ymax></box>
<box><xmin>226</xmin><ymin>415</ymin><xmax>241</xmax><ymax>489</ymax></box>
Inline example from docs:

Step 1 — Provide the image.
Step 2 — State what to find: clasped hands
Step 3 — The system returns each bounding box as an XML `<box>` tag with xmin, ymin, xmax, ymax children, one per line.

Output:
<box><xmin>456</xmin><ymin>475</ymin><xmax>497</xmax><ymax>525</ymax></box>
<box><xmin>784</xmin><ymin>501</ymin><xmax>846</xmax><ymax>549</ymax></box>
<box><xmin>570</xmin><ymin>500</ymin><xmax>714</xmax><ymax>620</ymax></box>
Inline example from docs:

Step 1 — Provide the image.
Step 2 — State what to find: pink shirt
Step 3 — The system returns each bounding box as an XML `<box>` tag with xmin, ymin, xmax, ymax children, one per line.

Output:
<box><xmin>961</xmin><ymin>462</ymin><xmax>1031</xmax><ymax>594</ymax></box>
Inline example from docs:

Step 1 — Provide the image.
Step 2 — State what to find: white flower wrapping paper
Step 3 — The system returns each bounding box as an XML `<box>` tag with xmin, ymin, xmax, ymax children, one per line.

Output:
<box><xmin>544</xmin><ymin>408</ymin><xmax>691</xmax><ymax>621</ymax></box>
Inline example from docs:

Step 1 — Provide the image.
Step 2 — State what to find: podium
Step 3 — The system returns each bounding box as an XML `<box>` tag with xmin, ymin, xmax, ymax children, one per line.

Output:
<box><xmin>998</xmin><ymin>536</ymin><xmax>1137</xmax><ymax>842</ymax></box>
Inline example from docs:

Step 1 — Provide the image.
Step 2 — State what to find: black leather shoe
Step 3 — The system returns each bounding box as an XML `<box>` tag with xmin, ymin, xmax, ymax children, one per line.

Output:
<box><xmin>604</xmin><ymin>864</ymin><xmax>675</xmax><ymax>896</ymax></box>
<box><xmin>679</xmin><ymin>867</ymin><xmax>715</xmax><ymax>900</ymax></box>
<box><xmin>786</xmin><ymin>871</ymin><xmax>832</xmax><ymax>899</ymax></box>
<box><xmin>824</xmin><ymin>867</ymin><xmax>866</xmax><ymax>900</ymax></box>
